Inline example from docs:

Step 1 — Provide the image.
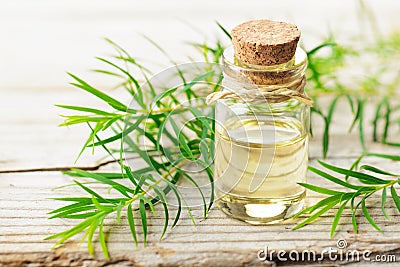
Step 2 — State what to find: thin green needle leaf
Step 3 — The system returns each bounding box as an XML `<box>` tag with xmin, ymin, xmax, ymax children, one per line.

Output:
<box><xmin>216</xmin><ymin>21</ymin><xmax>232</xmax><ymax>40</ymax></box>
<box><xmin>358</xmin><ymin>99</ymin><xmax>366</xmax><ymax>152</ymax></box>
<box><xmin>382</xmin><ymin>99</ymin><xmax>391</xmax><ymax>144</ymax></box>
<box><xmin>178</xmin><ymin>71</ymin><xmax>215</xmax><ymax>94</ymax></box>
<box><xmin>127</xmin><ymin>204</ymin><xmax>138</xmax><ymax>248</ymax></box>
<box><xmin>91</xmin><ymin>115</ymin><xmax>145</xmax><ymax>147</ymax></box>
<box><xmin>68</xmin><ymin>73</ymin><xmax>130</xmax><ymax>112</ymax></box>
<box><xmin>96</xmin><ymin>57</ymin><xmax>141</xmax><ymax>90</ymax></box>
<box><xmin>87</xmin><ymin>217</ymin><xmax>101</xmax><ymax>256</ymax></box>
<box><xmin>381</xmin><ymin>187</ymin><xmax>389</xmax><ymax>220</ymax></box>
<box><xmin>298</xmin><ymin>182</ymin><xmax>342</xmax><ymax>195</ymax></box>
<box><xmin>56</xmin><ymin>105</ymin><xmax>116</xmax><ymax>116</ymax></box>
<box><xmin>318</xmin><ymin>160</ymin><xmax>391</xmax><ymax>185</ymax></box>
<box><xmin>323</xmin><ymin>96</ymin><xmax>340</xmax><ymax>158</ymax></box>
<box><xmin>308</xmin><ymin>165</ymin><xmax>362</xmax><ymax>190</ymax></box>
<box><xmin>165</xmin><ymin>174</ymin><xmax>182</xmax><ymax>228</ymax></box>
<box><xmin>139</xmin><ymin>199</ymin><xmax>148</xmax><ymax>245</ymax></box>
<box><xmin>169</xmin><ymin>119</ymin><xmax>195</xmax><ymax>160</ymax></box>
<box><xmin>153</xmin><ymin>87</ymin><xmax>178</xmax><ymax>105</ymax></box>
<box><xmin>346</xmin><ymin>154</ymin><xmax>364</xmax><ymax>180</ymax></box>
<box><xmin>372</xmin><ymin>99</ymin><xmax>384</xmax><ymax>142</ymax></box>
<box><xmin>348</xmin><ymin>98</ymin><xmax>362</xmax><ymax>133</ymax></box>
<box><xmin>138</xmin><ymin>195</ymin><xmax>157</xmax><ymax>216</ymax></box>
<box><xmin>45</xmin><ymin>215</ymin><xmax>99</xmax><ymax>244</ymax></box>
<box><xmin>49</xmin><ymin>205</ymin><xmax>96</xmax><ymax>219</ymax></box>
<box><xmin>361</xmin><ymin>198</ymin><xmax>382</xmax><ymax>232</ymax></box>
<box><xmin>48</xmin><ymin>200</ymin><xmax>92</xmax><ymax>214</ymax></box>
<box><xmin>73</xmin><ymin>180</ymin><xmax>108</xmax><ymax>203</ymax></box>
<box><xmin>365</xmin><ymin>152</ymin><xmax>400</xmax><ymax>161</ymax></box>
<box><xmin>180</xmin><ymin>171</ymin><xmax>207</xmax><ymax>218</ymax></box>
<box><xmin>307</xmin><ymin>42</ymin><xmax>337</xmax><ymax>56</ymax></box>
<box><xmin>293</xmin><ymin>199</ymin><xmax>339</xmax><ymax>230</ymax></box>
<box><xmin>133</xmin><ymin>174</ymin><xmax>149</xmax><ymax>194</ymax></box>
<box><xmin>92</xmin><ymin>69</ymin><xmax>124</xmax><ymax>78</ymax></box>
<box><xmin>91</xmin><ymin>195</ymin><xmax>105</xmax><ymax>211</ymax></box>
<box><xmin>352</xmin><ymin>210</ymin><xmax>358</xmax><ymax>234</ymax></box>
<box><xmin>75</xmin><ymin>122</ymin><xmax>103</xmax><ymax>163</ymax></box>
<box><xmin>63</xmin><ymin>212</ymin><xmax>99</xmax><ymax>219</ymax></box>
<box><xmin>360</xmin><ymin>165</ymin><xmax>399</xmax><ymax>176</ymax></box>
<box><xmin>294</xmin><ymin>194</ymin><xmax>345</xmax><ymax>218</ymax></box>
<box><xmin>99</xmin><ymin>220</ymin><xmax>109</xmax><ymax>260</ymax></box>
<box><xmin>72</xmin><ymin>169</ymin><xmax>134</xmax><ymax>197</ymax></box>
<box><xmin>153</xmin><ymin>185</ymin><xmax>169</xmax><ymax>240</ymax></box>
<box><xmin>331</xmin><ymin>200</ymin><xmax>349</xmax><ymax>237</ymax></box>
<box><xmin>390</xmin><ymin>186</ymin><xmax>400</xmax><ymax>212</ymax></box>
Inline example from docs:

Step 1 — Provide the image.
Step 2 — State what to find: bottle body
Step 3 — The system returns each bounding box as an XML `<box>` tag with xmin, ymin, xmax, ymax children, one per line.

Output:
<box><xmin>214</xmin><ymin>46</ymin><xmax>310</xmax><ymax>224</ymax></box>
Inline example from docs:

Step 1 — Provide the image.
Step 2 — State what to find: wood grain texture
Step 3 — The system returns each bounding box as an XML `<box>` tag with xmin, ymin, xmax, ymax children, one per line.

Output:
<box><xmin>1</xmin><ymin>156</ymin><xmax>400</xmax><ymax>267</ymax></box>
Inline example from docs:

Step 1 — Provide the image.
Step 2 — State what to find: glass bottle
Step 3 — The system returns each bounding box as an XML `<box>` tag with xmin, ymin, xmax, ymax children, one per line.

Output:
<box><xmin>213</xmin><ymin>45</ymin><xmax>310</xmax><ymax>224</ymax></box>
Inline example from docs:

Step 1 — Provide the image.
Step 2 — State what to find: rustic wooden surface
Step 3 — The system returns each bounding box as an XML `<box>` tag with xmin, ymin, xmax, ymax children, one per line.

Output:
<box><xmin>2</xmin><ymin>1</ymin><xmax>400</xmax><ymax>266</ymax></box>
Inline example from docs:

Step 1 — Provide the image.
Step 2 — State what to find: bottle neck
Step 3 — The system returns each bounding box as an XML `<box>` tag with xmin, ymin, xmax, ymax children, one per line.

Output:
<box><xmin>219</xmin><ymin>46</ymin><xmax>311</xmax><ymax>106</ymax></box>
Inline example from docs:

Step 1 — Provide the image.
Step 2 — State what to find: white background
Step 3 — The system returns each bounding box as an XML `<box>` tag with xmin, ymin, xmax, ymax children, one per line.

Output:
<box><xmin>0</xmin><ymin>0</ymin><xmax>399</xmax><ymax>90</ymax></box>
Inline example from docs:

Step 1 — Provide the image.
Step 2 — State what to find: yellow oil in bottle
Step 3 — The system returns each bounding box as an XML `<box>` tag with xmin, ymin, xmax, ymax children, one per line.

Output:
<box><xmin>214</xmin><ymin>116</ymin><xmax>308</xmax><ymax>224</ymax></box>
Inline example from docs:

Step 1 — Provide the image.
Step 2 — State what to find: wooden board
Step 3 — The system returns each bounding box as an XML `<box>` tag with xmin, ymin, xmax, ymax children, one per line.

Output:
<box><xmin>1</xmin><ymin>91</ymin><xmax>400</xmax><ymax>266</ymax></box>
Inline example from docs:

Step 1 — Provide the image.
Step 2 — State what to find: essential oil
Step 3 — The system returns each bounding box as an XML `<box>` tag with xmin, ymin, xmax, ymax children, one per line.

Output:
<box><xmin>209</xmin><ymin>20</ymin><xmax>312</xmax><ymax>224</ymax></box>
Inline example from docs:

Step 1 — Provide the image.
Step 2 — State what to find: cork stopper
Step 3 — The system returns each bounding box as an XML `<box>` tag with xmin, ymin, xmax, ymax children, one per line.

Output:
<box><xmin>231</xmin><ymin>20</ymin><xmax>300</xmax><ymax>66</ymax></box>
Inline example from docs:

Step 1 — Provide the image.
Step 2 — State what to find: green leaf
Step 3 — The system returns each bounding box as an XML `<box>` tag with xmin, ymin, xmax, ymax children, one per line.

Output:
<box><xmin>91</xmin><ymin>195</ymin><xmax>105</xmax><ymax>211</ymax></box>
<box><xmin>323</xmin><ymin>96</ymin><xmax>340</xmax><ymax>158</ymax></box>
<box><xmin>98</xmin><ymin>220</ymin><xmax>109</xmax><ymax>260</ymax></box>
<box><xmin>45</xmin><ymin>215</ymin><xmax>98</xmax><ymax>244</ymax></box>
<box><xmin>75</xmin><ymin>122</ymin><xmax>104</xmax><ymax>163</ymax></box>
<box><xmin>180</xmin><ymin>171</ymin><xmax>207</xmax><ymax>218</ymax></box>
<box><xmin>49</xmin><ymin>205</ymin><xmax>96</xmax><ymax>219</ymax></box>
<box><xmin>73</xmin><ymin>180</ymin><xmax>109</xmax><ymax>203</ymax></box>
<box><xmin>56</xmin><ymin>105</ymin><xmax>116</xmax><ymax>116</ymax></box>
<box><xmin>308</xmin><ymin>165</ymin><xmax>362</xmax><ymax>190</ymax></box>
<box><xmin>72</xmin><ymin>169</ymin><xmax>134</xmax><ymax>197</ymax></box>
<box><xmin>294</xmin><ymin>194</ymin><xmax>345</xmax><ymax>218</ymax></box>
<box><xmin>348</xmin><ymin>98</ymin><xmax>362</xmax><ymax>133</ymax></box>
<box><xmin>127</xmin><ymin>204</ymin><xmax>138</xmax><ymax>247</ymax></box>
<box><xmin>87</xmin><ymin>216</ymin><xmax>102</xmax><ymax>256</ymax></box>
<box><xmin>346</xmin><ymin>154</ymin><xmax>364</xmax><ymax>180</ymax></box>
<box><xmin>95</xmin><ymin>57</ymin><xmax>142</xmax><ymax>102</ymax></box>
<box><xmin>298</xmin><ymin>182</ymin><xmax>342</xmax><ymax>195</ymax></box>
<box><xmin>169</xmin><ymin>118</ymin><xmax>195</xmax><ymax>160</ymax></box>
<box><xmin>139</xmin><ymin>198</ymin><xmax>148</xmax><ymax>245</ymax></box>
<box><xmin>91</xmin><ymin>115</ymin><xmax>145</xmax><ymax>147</ymax></box>
<box><xmin>365</xmin><ymin>152</ymin><xmax>400</xmax><ymax>161</ymax></box>
<box><xmin>216</xmin><ymin>21</ymin><xmax>232</xmax><ymax>40</ymax></box>
<box><xmin>361</xmin><ymin>198</ymin><xmax>382</xmax><ymax>232</ymax></box>
<box><xmin>153</xmin><ymin>185</ymin><xmax>169</xmax><ymax>240</ymax></box>
<box><xmin>318</xmin><ymin>160</ymin><xmax>391</xmax><ymax>185</ymax></box>
<box><xmin>358</xmin><ymin>99</ymin><xmax>366</xmax><ymax>151</ymax></box>
<box><xmin>352</xmin><ymin>210</ymin><xmax>358</xmax><ymax>234</ymax></box>
<box><xmin>293</xmin><ymin>199</ymin><xmax>339</xmax><ymax>230</ymax></box>
<box><xmin>381</xmin><ymin>188</ymin><xmax>389</xmax><ymax>220</ymax></box>
<box><xmin>390</xmin><ymin>186</ymin><xmax>400</xmax><ymax>212</ymax></box>
<box><xmin>382</xmin><ymin>99</ymin><xmax>391</xmax><ymax>144</ymax></box>
<box><xmin>68</xmin><ymin>73</ymin><xmax>130</xmax><ymax>112</ymax></box>
<box><xmin>372</xmin><ymin>99</ymin><xmax>385</xmax><ymax>142</ymax></box>
<box><xmin>133</xmin><ymin>174</ymin><xmax>150</xmax><ymax>195</ymax></box>
<box><xmin>331</xmin><ymin>199</ymin><xmax>349</xmax><ymax>237</ymax></box>
<box><xmin>165</xmin><ymin>173</ymin><xmax>182</xmax><ymax>228</ymax></box>
<box><xmin>360</xmin><ymin>165</ymin><xmax>399</xmax><ymax>176</ymax></box>
<box><xmin>48</xmin><ymin>200</ymin><xmax>92</xmax><ymax>214</ymax></box>
<box><xmin>116</xmin><ymin>201</ymin><xmax>123</xmax><ymax>224</ymax></box>
<box><xmin>307</xmin><ymin>42</ymin><xmax>337</xmax><ymax>57</ymax></box>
